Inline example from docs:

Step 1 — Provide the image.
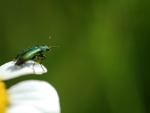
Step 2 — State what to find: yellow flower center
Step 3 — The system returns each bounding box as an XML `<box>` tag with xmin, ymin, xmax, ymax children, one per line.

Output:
<box><xmin>0</xmin><ymin>80</ymin><xmax>9</xmax><ymax>113</ymax></box>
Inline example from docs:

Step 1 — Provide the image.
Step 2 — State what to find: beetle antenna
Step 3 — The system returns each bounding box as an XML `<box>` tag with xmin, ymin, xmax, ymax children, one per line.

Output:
<box><xmin>49</xmin><ymin>46</ymin><xmax>60</xmax><ymax>49</ymax></box>
<box><xmin>48</xmin><ymin>36</ymin><xmax>51</xmax><ymax>46</ymax></box>
<box><xmin>48</xmin><ymin>36</ymin><xmax>60</xmax><ymax>49</ymax></box>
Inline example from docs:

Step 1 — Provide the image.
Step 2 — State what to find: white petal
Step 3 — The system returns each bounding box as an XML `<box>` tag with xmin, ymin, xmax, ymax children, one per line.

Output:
<box><xmin>8</xmin><ymin>80</ymin><xmax>60</xmax><ymax>113</ymax></box>
<box><xmin>6</xmin><ymin>105</ymin><xmax>42</xmax><ymax>113</ymax></box>
<box><xmin>0</xmin><ymin>61</ymin><xmax>47</xmax><ymax>80</ymax></box>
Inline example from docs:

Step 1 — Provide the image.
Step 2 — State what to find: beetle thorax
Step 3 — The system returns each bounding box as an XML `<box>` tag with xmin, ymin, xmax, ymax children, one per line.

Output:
<box><xmin>38</xmin><ymin>45</ymin><xmax>50</xmax><ymax>52</ymax></box>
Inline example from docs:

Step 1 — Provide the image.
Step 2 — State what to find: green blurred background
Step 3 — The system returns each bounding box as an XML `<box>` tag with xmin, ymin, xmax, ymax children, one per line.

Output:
<box><xmin>1</xmin><ymin>1</ymin><xmax>150</xmax><ymax>113</ymax></box>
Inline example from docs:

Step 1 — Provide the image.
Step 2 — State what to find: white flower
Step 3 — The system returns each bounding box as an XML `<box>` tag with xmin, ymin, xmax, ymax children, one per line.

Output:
<box><xmin>0</xmin><ymin>61</ymin><xmax>47</xmax><ymax>80</ymax></box>
<box><xmin>0</xmin><ymin>61</ymin><xmax>60</xmax><ymax>113</ymax></box>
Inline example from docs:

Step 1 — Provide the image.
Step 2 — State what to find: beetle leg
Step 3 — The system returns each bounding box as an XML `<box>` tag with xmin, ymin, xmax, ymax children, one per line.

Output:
<box><xmin>34</xmin><ymin>54</ymin><xmax>46</xmax><ymax>72</ymax></box>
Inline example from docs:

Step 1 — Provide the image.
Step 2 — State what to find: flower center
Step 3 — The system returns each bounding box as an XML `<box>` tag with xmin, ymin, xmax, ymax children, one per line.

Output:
<box><xmin>0</xmin><ymin>80</ymin><xmax>9</xmax><ymax>113</ymax></box>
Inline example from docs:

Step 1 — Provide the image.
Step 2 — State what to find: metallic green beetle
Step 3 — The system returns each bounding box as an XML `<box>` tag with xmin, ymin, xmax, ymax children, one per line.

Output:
<box><xmin>13</xmin><ymin>45</ymin><xmax>58</xmax><ymax>66</ymax></box>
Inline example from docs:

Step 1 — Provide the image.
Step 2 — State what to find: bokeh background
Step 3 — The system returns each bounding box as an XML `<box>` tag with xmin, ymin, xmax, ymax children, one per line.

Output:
<box><xmin>1</xmin><ymin>1</ymin><xmax>150</xmax><ymax>113</ymax></box>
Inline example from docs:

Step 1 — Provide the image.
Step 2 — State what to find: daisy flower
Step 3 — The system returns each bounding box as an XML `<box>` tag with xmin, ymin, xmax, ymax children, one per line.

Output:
<box><xmin>0</xmin><ymin>61</ymin><xmax>60</xmax><ymax>113</ymax></box>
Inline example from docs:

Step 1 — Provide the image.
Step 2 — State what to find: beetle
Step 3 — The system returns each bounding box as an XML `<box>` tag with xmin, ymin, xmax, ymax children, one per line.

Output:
<box><xmin>13</xmin><ymin>45</ymin><xmax>58</xmax><ymax>66</ymax></box>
